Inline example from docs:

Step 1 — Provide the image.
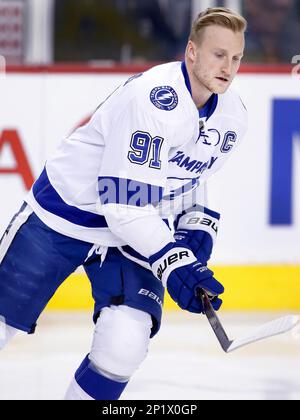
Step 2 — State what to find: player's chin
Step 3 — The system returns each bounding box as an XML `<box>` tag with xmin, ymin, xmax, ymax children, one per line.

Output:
<box><xmin>212</xmin><ymin>79</ymin><xmax>231</xmax><ymax>94</ymax></box>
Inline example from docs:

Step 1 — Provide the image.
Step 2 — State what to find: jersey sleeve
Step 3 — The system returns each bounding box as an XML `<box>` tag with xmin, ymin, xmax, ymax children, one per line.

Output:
<box><xmin>97</xmin><ymin>95</ymin><xmax>177</xmax><ymax>258</ymax></box>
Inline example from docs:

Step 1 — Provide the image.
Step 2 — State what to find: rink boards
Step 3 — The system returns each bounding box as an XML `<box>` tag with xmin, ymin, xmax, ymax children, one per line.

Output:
<box><xmin>45</xmin><ymin>266</ymin><xmax>300</xmax><ymax>311</ymax></box>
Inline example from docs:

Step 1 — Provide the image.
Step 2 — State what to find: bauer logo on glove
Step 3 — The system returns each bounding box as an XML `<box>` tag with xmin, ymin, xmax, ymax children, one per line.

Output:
<box><xmin>149</xmin><ymin>242</ymin><xmax>224</xmax><ymax>314</ymax></box>
<box><xmin>174</xmin><ymin>206</ymin><xmax>221</xmax><ymax>266</ymax></box>
<box><xmin>156</xmin><ymin>249</ymin><xmax>193</xmax><ymax>281</ymax></box>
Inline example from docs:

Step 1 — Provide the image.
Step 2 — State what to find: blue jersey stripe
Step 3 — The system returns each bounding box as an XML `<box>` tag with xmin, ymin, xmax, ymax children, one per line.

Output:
<box><xmin>181</xmin><ymin>61</ymin><xmax>192</xmax><ymax>96</ymax></box>
<box><xmin>98</xmin><ymin>177</ymin><xmax>163</xmax><ymax>207</ymax></box>
<box><xmin>33</xmin><ymin>168</ymin><xmax>109</xmax><ymax>228</ymax></box>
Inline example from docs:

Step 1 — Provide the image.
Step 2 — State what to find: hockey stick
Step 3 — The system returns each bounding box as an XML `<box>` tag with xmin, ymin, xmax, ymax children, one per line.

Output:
<box><xmin>196</xmin><ymin>289</ymin><xmax>300</xmax><ymax>353</ymax></box>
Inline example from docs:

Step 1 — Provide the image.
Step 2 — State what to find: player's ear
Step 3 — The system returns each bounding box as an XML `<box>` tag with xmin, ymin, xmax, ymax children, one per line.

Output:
<box><xmin>186</xmin><ymin>40</ymin><xmax>197</xmax><ymax>63</ymax></box>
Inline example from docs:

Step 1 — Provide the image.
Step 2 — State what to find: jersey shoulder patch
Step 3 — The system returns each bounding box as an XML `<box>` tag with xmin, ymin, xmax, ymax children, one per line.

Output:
<box><xmin>150</xmin><ymin>86</ymin><xmax>179</xmax><ymax>111</ymax></box>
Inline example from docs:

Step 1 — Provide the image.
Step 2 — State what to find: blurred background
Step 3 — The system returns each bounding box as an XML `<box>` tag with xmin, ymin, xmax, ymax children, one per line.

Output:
<box><xmin>0</xmin><ymin>0</ymin><xmax>300</xmax><ymax>400</ymax></box>
<box><xmin>1</xmin><ymin>0</ymin><xmax>300</xmax><ymax>65</ymax></box>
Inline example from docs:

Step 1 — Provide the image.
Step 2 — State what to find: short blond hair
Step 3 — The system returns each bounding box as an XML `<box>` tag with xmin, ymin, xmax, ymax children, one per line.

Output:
<box><xmin>190</xmin><ymin>7</ymin><xmax>247</xmax><ymax>43</ymax></box>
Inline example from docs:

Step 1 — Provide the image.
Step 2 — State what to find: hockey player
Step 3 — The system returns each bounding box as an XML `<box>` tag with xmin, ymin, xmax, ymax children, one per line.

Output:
<box><xmin>0</xmin><ymin>8</ymin><xmax>247</xmax><ymax>400</ymax></box>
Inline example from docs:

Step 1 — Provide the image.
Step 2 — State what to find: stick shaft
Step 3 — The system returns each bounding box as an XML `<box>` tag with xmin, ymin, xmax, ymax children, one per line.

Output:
<box><xmin>197</xmin><ymin>289</ymin><xmax>233</xmax><ymax>353</ymax></box>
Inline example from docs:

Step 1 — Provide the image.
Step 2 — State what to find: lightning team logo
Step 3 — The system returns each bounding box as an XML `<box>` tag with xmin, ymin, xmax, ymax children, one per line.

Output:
<box><xmin>150</xmin><ymin>86</ymin><xmax>178</xmax><ymax>111</ymax></box>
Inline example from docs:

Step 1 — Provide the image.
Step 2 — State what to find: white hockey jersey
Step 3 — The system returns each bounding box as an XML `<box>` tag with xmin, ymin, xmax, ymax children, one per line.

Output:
<box><xmin>26</xmin><ymin>61</ymin><xmax>247</xmax><ymax>258</ymax></box>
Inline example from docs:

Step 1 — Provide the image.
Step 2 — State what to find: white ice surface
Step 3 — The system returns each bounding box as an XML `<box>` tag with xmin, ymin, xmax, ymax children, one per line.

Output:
<box><xmin>0</xmin><ymin>311</ymin><xmax>300</xmax><ymax>400</ymax></box>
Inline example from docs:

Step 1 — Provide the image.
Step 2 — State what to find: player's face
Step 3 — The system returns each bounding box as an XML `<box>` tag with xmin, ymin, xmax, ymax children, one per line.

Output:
<box><xmin>189</xmin><ymin>25</ymin><xmax>245</xmax><ymax>94</ymax></box>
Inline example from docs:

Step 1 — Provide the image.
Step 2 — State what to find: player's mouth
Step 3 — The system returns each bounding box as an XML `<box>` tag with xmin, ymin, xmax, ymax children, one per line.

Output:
<box><xmin>216</xmin><ymin>76</ymin><xmax>230</xmax><ymax>83</ymax></box>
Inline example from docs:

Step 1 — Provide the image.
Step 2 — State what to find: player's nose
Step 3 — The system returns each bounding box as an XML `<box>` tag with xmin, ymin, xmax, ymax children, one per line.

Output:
<box><xmin>221</xmin><ymin>59</ymin><xmax>232</xmax><ymax>77</ymax></box>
